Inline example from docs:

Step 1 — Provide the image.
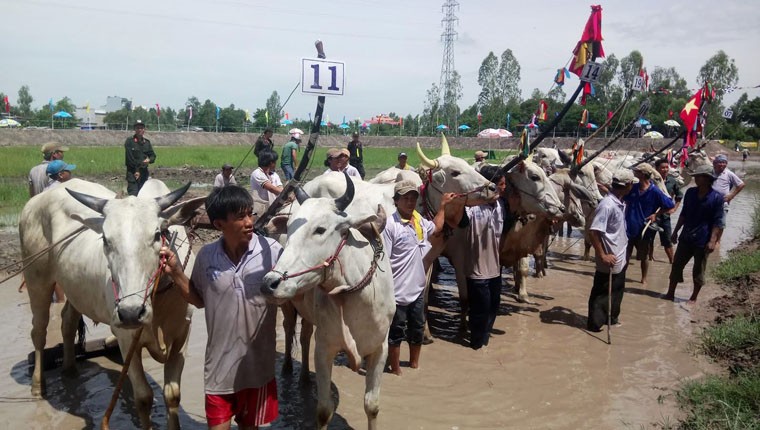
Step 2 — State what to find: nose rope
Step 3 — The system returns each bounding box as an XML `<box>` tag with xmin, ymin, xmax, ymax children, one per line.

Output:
<box><xmin>420</xmin><ymin>167</ymin><xmax>493</xmax><ymax>218</ymax></box>
<box><xmin>271</xmin><ymin>235</ymin><xmax>349</xmax><ymax>282</ymax></box>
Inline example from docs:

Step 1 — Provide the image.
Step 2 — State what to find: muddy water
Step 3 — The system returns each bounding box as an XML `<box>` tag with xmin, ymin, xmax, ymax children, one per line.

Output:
<box><xmin>0</xmin><ymin>162</ymin><xmax>753</xmax><ymax>429</ymax></box>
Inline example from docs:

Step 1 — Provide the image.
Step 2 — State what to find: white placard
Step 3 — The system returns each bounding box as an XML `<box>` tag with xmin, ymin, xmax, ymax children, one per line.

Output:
<box><xmin>579</xmin><ymin>62</ymin><xmax>604</xmax><ymax>83</ymax></box>
<box><xmin>301</xmin><ymin>58</ymin><xmax>345</xmax><ymax>96</ymax></box>
<box><xmin>632</xmin><ymin>76</ymin><xmax>645</xmax><ymax>92</ymax></box>
<box><xmin>722</xmin><ymin>108</ymin><xmax>733</xmax><ymax>119</ymax></box>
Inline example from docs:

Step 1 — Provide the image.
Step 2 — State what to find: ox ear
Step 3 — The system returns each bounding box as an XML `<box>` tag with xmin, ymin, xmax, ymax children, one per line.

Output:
<box><xmin>266</xmin><ymin>214</ymin><xmax>289</xmax><ymax>236</ymax></box>
<box><xmin>568</xmin><ymin>182</ymin><xmax>597</xmax><ymax>205</ymax></box>
<box><xmin>160</xmin><ymin>196</ymin><xmax>206</xmax><ymax>226</ymax></box>
<box><xmin>357</xmin><ymin>204</ymin><xmax>387</xmax><ymax>238</ymax></box>
<box><xmin>71</xmin><ymin>213</ymin><xmax>104</xmax><ymax>234</ymax></box>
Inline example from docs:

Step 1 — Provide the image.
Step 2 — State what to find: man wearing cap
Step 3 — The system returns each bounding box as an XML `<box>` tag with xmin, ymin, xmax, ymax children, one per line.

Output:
<box><xmin>29</xmin><ymin>142</ymin><xmax>68</xmax><ymax>197</ymax></box>
<box><xmin>394</xmin><ymin>152</ymin><xmax>414</xmax><ymax>170</ymax></box>
<box><xmin>472</xmin><ymin>151</ymin><xmax>488</xmax><ymax>172</ymax></box>
<box><xmin>587</xmin><ymin>169</ymin><xmax>636</xmax><ymax>332</ymax></box>
<box><xmin>45</xmin><ymin>160</ymin><xmax>77</xmax><ymax>191</ymax></box>
<box><xmin>347</xmin><ymin>132</ymin><xmax>365</xmax><ymax>179</ymax></box>
<box><xmin>324</xmin><ymin>147</ymin><xmax>361</xmax><ymax>178</ymax></box>
<box><xmin>624</xmin><ymin>164</ymin><xmax>674</xmax><ymax>286</ymax></box>
<box><xmin>711</xmin><ymin>153</ymin><xmax>744</xmax><ymax>241</ymax></box>
<box><xmin>125</xmin><ymin>120</ymin><xmax>156</xmax><ymax>196</ymax></box>
<box><xmin>382</xmin><ymin>180</ymin><xmax>456</xmax><ymax>374</ymax></box>
<box><xmin>250</xmin><ymin>151</ymin><xmax>283</xmax><ymax>217</ymax></box>
<box><xmin>280</xmin><ymin>134</ymin><xmax>301</xmax><ymax>180</ymax></box>
<box><xmin>214</xmin><ymin>164</ymin><xmax>237</xmax><ymax>188</ymax></box>
<box><xmin>664</xmin><ymin>165</ymin><xmax>724</xmax><ymax>303</ymax></box>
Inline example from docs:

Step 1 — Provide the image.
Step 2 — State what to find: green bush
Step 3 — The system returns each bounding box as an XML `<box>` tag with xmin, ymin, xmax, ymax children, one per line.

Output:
<box><xmin>699</xmin><ymin>315</ymin><xmax>760</xmax><ymax>359</ymax></box>
<box><xmin>712</xmin><ymin>250</ymin><xmax>760</xmax><ymax>283</ymax></box>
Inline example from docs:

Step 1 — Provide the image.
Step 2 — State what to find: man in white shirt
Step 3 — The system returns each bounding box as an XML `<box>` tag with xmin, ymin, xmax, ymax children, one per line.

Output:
<box><xmin>250</xmin><ymin>151</ymin><xmax>283</xmax><ymax>217</ymax></box>
<box><xmin>711</xmin><ymin>153</ymin><xmax>744</xmax><ymax>240</ymax></box>
<box><xmin>382</xmin><ymin>180</ymin><xmax>455</xmax><ymax>375</ymax></box>
<box><xmin>29</xmin><ymin>142</ymin><xmax>67</xmax><ymax>197</ymax></box>
<box><xmin>213</xmin><ymin>163</ymin><xmax>237</xmax><ymax>188</ymax></box>
<box><xmin>323</xmin><ymin>147</ymin><xmax>362</xmax><ymax>178</ymax></box>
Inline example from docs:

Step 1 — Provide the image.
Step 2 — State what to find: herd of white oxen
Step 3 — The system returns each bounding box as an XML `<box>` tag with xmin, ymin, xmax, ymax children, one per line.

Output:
<box><xmin>17</xmin><ymin>135</ymin><xmax>712</xmax><ymax>429</ymax></box>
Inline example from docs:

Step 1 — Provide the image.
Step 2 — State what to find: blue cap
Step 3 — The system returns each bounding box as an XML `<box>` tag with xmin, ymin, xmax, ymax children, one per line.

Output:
<box><xmin>47</xmin><ymin>160</ymin><xmax>76</xmax><ymax>176</ymax></box>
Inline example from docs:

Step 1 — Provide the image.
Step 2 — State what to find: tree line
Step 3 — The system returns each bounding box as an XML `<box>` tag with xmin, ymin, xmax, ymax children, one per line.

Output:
<box><xmin>2</xmin><ymin>49</ymin><xmax>759</xmax><ymax>141</ymax></box>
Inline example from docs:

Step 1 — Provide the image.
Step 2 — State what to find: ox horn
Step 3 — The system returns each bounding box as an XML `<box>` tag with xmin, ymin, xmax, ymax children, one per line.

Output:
<box><xmin>295</xmin><ymin>186</ymin><xmax>310</xmax><ymax>205</ymax></box>
<box><xmin>155</xmin><ymin>182</ymin><xmax>192</xmax><ymax>211</ymax></box>
<box><xmin>334</xmin><ymin>172</ymin><xmax>355</xmax><ymax>212</ymax></box>
<box><xmin>416</xmin><ymin>142</ymin><xmax>438</xmax><ymax>169</ymax></box>
<box><xmin>440</xmin><ymin>134</ymin><xmax>451</xmax><ymax>156</ymax></box>
<box><xmin>66</xmin><ymin>188</ymin><xmax>109</xmax><ymax>214</ymax></box>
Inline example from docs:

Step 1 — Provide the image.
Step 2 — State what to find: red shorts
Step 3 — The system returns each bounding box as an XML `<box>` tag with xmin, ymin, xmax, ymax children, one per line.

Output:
<box><xmin>205</xmin><ymin>379</ymin><xmax>278</xmax><ymax>427</ymax></box>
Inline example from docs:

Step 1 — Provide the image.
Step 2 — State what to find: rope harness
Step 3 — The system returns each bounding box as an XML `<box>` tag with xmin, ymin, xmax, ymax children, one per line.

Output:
<box><xmin>270</xmin><ymin>226</ymin><xmax>384</xmax><ymax>296</ymax></box>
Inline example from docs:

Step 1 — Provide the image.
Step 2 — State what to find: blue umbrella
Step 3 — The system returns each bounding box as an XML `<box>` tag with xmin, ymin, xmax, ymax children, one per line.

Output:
<box><xmin>458</xmin><ymin>124</ymin><xmax>471</xmax><ymax>130</ymax></box>
<box><xmin>638</xmin><ymin>118</ymin><xmax>650</xmax><ymax>126</ymax></box>
<box><xmin>436</xmin><ymin>124</ymin><xmax>448</xmax><ymax>130</ymax></box>
<box><xmin>320</xmin><ymin>120</ymin><xmax>328</xmax><ymax>126</ymax></box>
<box><xmin>338</xmin><ymin>123</ymin><xmax>350</xmax><ymax>129</ymax></box>
<box><xmin>280</xmin><ymin>119</ymin><xmax>293</xmax><ymax>125</ymax></box>
<box><xmin>53</xmin><ymin>111</ymin><xmax>72</xmax><ymax>118</ymax></box>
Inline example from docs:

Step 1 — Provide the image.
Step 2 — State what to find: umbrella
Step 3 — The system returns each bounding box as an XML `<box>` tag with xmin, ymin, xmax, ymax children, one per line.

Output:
<box><xmin>288</xmin><ymin>128</ymin><xmax>304</xmax><ymax>135</ymax></box>
<box><xmin>0</xmin><ymin>118</ymin><xmax>20</xmax><ymax>128</ymax></box>
<box><xmin>280</xmin><ymin>119</ymin><xmax>293</xmax><ymax>125</ymax></box>
<box><xmin>586</xmin><ymin>123</ymin><xmax>598</xmax><ymax>129</ymax></box>
<box><xmin>320</xmin><ymin>120</ymin><xmax>328</xmax><ymax>126</ymax></box>
<box><xmin>525</xmin><ymin>122</ymin><xmax>539</xmax><ymax>129</ymax></box>
<box><xmin>643</xmin><ymin>131</ymin><xmax>664</xmax><ymax>139</ymax></box>
<box><xmin>477</xmin><ymin>128</ymin><xmax>512</xmax><ymax>138</ymax></box>
<box><xmin>361</xmin><ymin>122</ymin><xmax>370</xmax><ymax>128</ymax></box>
<box><xmin>338</xmin><ymin>123</ymin><xmax>350</xmax><ymax>129</ymax></box>
<box><xmin>53</xmin><ymin>111</ymin><xmax>72</xmax><ymax>118</ymax></box>
<box><xmin>436</xmin><ymin>124</ymin><xmax>449</xmax><ymax>130</ymax></box>
<box><xmin>458</xmin><ymin>124</ymin><xmax>471</xmax><ymax>130</ymax></box>
<box><xmin>637</xmin><ymin>118</ymin><xmax>650</xmax><ymax>126</ymax></box>
<box><xmin>663</xmin><ymin>119</ymin><xmax>680</xmax><ymax>127</ymax></box>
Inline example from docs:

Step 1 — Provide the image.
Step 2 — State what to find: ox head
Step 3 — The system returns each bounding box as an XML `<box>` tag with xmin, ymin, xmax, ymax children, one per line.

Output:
<box><xmin>66</xmin><ymin>182</ymin><xmax>204</xmax><ymax>329</ymax></box>
<box><xmin>550</xmin><ymin>169</ymin><xmax>598</xmax><ymax>228</ymax></box>
<box><xmin>416</xmin><ymin>135</ymin><xmax>496</xmax><ymax>209</ymax></box>
<box><xmin>506</xmin><ymin>158</ymin><xmax>565</xmax><ymax>218</ymax></box>
<box><xmin>261</xmin><ymin>173</ymin><xmax>384</xmax><ymax>301</ymax></box>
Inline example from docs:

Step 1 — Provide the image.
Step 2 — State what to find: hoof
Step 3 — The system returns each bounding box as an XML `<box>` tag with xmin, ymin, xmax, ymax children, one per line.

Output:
<box><xmin>517</xmin><ymin>295</ymin><xmax>530</xmax><ymax>304</ymax></box>
<box><xmin>31</xmin><ymin>385</ymin><xmax>45</xmax><ymax>399</ymax></box>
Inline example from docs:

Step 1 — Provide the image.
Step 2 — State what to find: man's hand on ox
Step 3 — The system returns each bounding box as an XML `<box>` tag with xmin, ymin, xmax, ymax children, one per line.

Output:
<box><xmin>159</xmin><ymin>246</ymin><xmax>182</xmax><ymax>277</ymax></box>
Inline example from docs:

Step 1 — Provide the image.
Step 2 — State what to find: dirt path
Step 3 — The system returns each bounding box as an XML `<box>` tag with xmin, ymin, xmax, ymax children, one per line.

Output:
<box><xmin>0</xmin><ymin>163</ymin><xmax>754</xmax><ymax>429</ymax></box>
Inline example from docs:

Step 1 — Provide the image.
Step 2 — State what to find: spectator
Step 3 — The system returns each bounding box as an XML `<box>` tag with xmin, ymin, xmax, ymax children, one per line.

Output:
<box><xmin>382</xmin><ymin>180</ymin><xmax>455</xmax><ymax>374</ymax></box>
<box><xmin>45</xmin><ymin>160</ymin><xmax>76</xmax><ymax>191</ymax></box>
<box><xmin>624</xmin><ymin>165</ymin><xmax>674</xmax><ymax>286</ymax></box>
<box><xmin>394</xmin><ymin>152</ymin><xmax>414</xmax><ymax>171</ymax></box>
<box><xmin>213</xmin><ymin>163</ymin><xmax>237</xmax><ymax>188</ymax></box>
<box><xmin>587</xmin><ymin>169</ymin><xmax>636</xmax><ymax>332</ymax></box>
<box><xmin>323</xmin><ymin>148</ymin><xmax>361</xmax><ymax>178</ymax></box>
<box><xmin>29</xmin><ymin>142</ymin><xmax>67</xmax><ymax>197</ymax></box>
<box><xmin>472</xmin><ymin>151</ymin><xmax>488</xmax><ymax>172</ymax></box>
<box><xmin>160</xmin><ymin>185</ymin><xmax>282</xmax><ymax>429</ymax></box>
<box><xmin>254</xmin><ymin>128</ymin><xmax>274</xmax><ymax>158</ymax></box>
<box><xmin>664</xmin><ymin>165</ymin><xmax>724</xmax><ymax>303</ymax></box>
<box><xmin>250</xmin><ymin>151</ymin><xmax>283</xmax><ymax>217</ymax></box>
<box><xmin>347</xmin><ymin>132</ymin><xmax>365</xmax><ymax>178</ymax></box>
<box><xmin>649</xmin><ymin>159</ymin><xmax>683</xmax><ymax>264</ymax></box>
<box><xmin>280</xmin><ymin>134</ymin><xmax>301</xmax><ymax>180</ymax></box>
<box><xmin>711</xmin><ymin>153</ymin><xmax>745</xmax><ymax>242</ymax></box>
<box><xmin>124</xmin><ymin>120</ymin><xmax>156</xmax><ymax>196</ymax></box>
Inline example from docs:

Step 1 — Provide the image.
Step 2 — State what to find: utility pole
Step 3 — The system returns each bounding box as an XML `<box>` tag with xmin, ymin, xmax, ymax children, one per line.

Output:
<box><xmin>439</xmin><ymin>0</ymin><xmax>459</xmax><ymax>130</ymax></box>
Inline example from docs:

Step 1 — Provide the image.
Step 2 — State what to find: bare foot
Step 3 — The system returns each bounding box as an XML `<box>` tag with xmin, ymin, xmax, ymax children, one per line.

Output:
<box><xmin>390</xmin><ymin>368</ymin><xmax>402</xmax><ymax>376</ymax></box>
<box><xmin>687</xmin><ymin>299</ymin><xmax>697</xmax><ymax>305</ymax></box>
<box><xmin>641</xmin><ymin>279</ymin><xmax>648</xmax><ymax>287</ymax></box>
<box><xmin>409</xmin><ymin>362</ymin><xmax>419</xmax><ymax>369</ymax></box>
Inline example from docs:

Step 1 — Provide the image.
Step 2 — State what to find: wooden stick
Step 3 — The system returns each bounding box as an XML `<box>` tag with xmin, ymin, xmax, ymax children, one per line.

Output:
<box><xmin>607</xmin><ymin>270</ymin><xmax>612</xmax><ymax>345</ymax></box>
<box><xmin>100</xmin><ymin>327</ymin><xmax>143</xmax><ymax>430</ymax></box>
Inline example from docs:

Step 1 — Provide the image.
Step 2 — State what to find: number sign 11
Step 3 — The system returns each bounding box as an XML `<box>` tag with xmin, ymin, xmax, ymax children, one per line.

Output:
<box><xmin>301</xmin><ymin>59</ymin><xmax>345</xmax><ymax>96</ymax></box>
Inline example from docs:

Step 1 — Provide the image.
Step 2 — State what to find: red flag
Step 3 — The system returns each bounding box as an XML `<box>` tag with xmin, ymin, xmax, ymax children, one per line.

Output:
<box><xmin>680</xmin><ymin>89</ymin><xmax>702</xmax><ymax>147</ymax></box>
<box><xmin>607</xmin><ymin>111</ymin><xmax>614</xmax><ymax>121</ymax></box>
<box><xmin>570</xmin><ymin>5</ymin><xmax>605</xmax><ymax>76</ymax></box>
<box><xmin>477</xmin><ymin>111</ymin><xmax>482</xmax><ymax>126</ymax></box>
<box><xmin>155</xmin><ymin>103</ymin><xmax>161</xmax><ymax>117</ymax></box>
<box><xmin>668</xmin><ymin>109</ymin><xmax>673</xmax><ymax>119</ymax></box>
<box><xmin>638</xmin><ymin>67</ymin><xmax>649</xmax><ymax>91</ymax></box>
<box><xmin>3</xmin><ymin>96</ymin><xmax>9</xmax><ymax>113</ymax></box>
<box><xmin>537</xmin><ymin>100</ymin><xmax>548</xmax><ymax>121</ymax></box>
<box><xmin>399</xmin><ymin>117</ymin><xmax>403</xmax><ymax>127</ymax></box>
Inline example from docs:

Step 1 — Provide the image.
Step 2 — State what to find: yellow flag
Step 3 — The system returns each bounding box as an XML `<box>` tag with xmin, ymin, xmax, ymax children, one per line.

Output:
<box><xmin>245</xmin><ymin>109</ymin><xmax>251</xmax><ymax>122</ymax></box>
<box><xmin>86</xmin><ymin>103</ymin><xmax>90</xmax><ymax>113</ymax></box>
<box><xmin>265</xmin><ymin>110</ymin><xmax>269</xmax><ymax>123</ymax></box>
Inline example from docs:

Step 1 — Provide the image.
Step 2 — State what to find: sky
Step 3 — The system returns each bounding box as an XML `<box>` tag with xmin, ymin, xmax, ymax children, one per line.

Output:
<box><xmin>3</xmin><ymin>0</ymin><xmax>760</xmax><ymax>122</ymax></box>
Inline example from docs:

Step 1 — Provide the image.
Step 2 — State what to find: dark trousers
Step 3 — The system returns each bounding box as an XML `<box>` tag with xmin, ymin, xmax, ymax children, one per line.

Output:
<box><xmin>587</xmin><ymin>270</ymin><xmax>626</xmax><ymax>331</ymax></box>
<box><xmin>467</xmin><ymin>277</ymin><xmax>502</xmax><ymax>349</ymax></box>
<box><xmin>388</xmin><ymin>293</ymin><xmax>426</xmax><ymax>346</ymax></box>
<box><xmin>350</xmin><ymin>160</ymin><xmax>365</xmax><ymax>179</ymax></box>
<box><xmin>126</xmin><ymin>170</ymin><xmax>148</xmax><ymax>196</ymax></box>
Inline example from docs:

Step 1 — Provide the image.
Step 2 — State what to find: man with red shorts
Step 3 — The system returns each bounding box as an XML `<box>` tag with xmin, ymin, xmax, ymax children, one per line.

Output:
<box><xmin>161</xmin><ymin>185</ymin><xmax>281</xmax><ymax>429</ymax></box>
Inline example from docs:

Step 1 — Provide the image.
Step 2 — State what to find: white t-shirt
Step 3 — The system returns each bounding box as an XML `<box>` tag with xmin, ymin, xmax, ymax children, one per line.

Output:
<box><xmin>250</xmin><ymin>168</ymin><xmax>282</xmax><ymax>204</ymax></box>
<box><xmin>213</xmin><ymin>173</ymin><xmax>237</xmax><ymax>188</ymax></box>
<box><xmin>29</xmin><ymin>161</ymin><xmax>51</xmax><ymax>196</ymax></box>
<box><xmin>464</xmin><ymin>201</ymin><xmax>504</xmax><ymax>280</ymax></box>
<box><xmin>382</xmin><ymin>211</ymin><xmax>435</xmax><ymax>305</ymax></box>
<box><xmin>323</xmin><ymin>165</ymin><xmax>362</xmax><ymax>178</ymax></box>
<box><xmin>590</xmin><ymin>193</ymin><xmax>628</xmax><ymax>274</ymax></box>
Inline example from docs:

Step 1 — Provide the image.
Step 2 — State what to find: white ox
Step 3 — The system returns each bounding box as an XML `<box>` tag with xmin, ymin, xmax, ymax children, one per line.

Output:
<box><xmin>19</xmin><ymin>178</ymin><xmax>203</xmax><ymax>429</ymax></box>
<box><xmin>262</xmin><ymin>175</ymin><xmax>394</xmax><ymax>430</ymax></box>
<box><xmin>368</xmin><ymin>166</ymin><xmax>423</xmax><ymax>187</ymax></box>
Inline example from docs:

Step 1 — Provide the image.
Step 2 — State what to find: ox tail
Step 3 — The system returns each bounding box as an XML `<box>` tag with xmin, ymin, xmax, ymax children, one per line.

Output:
<box><xmin>76</xmin><ymin>316</ymin><xmax>87</xmax><ymax>351</ymax></box>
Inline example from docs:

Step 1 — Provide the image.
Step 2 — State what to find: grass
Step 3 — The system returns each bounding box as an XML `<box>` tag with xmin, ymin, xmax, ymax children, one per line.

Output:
<box><xmin>699</xmin><ymin>315</ymin><xmax>760</xmax><ymax>360</ymax></box>
<box><xmin>0</xmin><ymin>145</ymin><xmax>515</xmax><ymax>227</ymax></box>
<box><xmin>712</xmin><ymin>250</ymin><xmax>760</xmax><ymax>283</ymax></box>
<box><xmin>676</xmin><ymin>370</ymin><xmax>760</xmax><ymax>430</ymax></box>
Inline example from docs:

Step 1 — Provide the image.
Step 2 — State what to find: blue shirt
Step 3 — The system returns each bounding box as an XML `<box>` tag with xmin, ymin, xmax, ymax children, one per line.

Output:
<box><xmin>678</xmin><ymin>187</ymin><xmax>724</xmax><ymax>248</ymax></box>
<box><xmin>624</xmin><ymin>183</ymin><xmax>675</xmax><ymax>239</ymax></box>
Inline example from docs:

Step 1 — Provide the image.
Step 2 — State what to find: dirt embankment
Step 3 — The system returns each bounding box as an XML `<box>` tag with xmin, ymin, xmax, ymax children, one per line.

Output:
<box><xmin>0</xmin><ymin>128</ymin><xmax>732</xmax><ymax>153</ymax></box>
